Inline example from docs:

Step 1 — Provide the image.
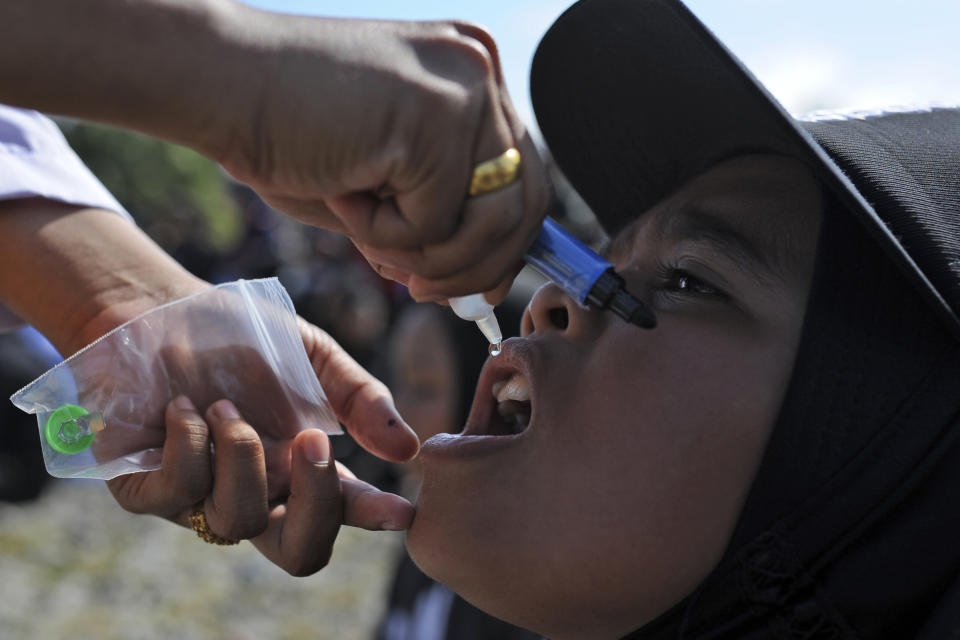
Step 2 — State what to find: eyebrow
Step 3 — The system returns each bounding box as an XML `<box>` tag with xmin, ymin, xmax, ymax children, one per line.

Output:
<box><xmin>655</xmin><ymin>206</ymin><xmax>787</xmax><ymax>286</ymax></box>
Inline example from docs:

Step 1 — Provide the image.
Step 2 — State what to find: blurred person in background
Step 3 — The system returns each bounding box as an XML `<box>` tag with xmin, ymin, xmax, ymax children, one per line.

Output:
<box><xmin>0</xmin><ymin>327</ymin><xmax>61</xmax><ymax>501</ymax></box>
<box><xmin>378</xmin><ymin>297</ymin><xmax>537</xmax><ymax>640</ymax></box>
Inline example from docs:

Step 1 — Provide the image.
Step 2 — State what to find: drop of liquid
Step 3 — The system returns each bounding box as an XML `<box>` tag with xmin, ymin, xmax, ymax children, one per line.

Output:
<box><xmin>489</xmin><ymin>341</ymin><xmax>502</xmax><ymax>357</ymax></box>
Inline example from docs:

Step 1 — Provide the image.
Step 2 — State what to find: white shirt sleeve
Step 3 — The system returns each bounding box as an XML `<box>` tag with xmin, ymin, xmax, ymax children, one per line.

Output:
<box><xmin>0</xmin><ymin>104</ymin><xmax>135</xmax><ymax>331</ymax></box>
<box><xmin>0</xmin><ymin>104</ymin><xmax>132</xmax><ymax>220</ymax></box>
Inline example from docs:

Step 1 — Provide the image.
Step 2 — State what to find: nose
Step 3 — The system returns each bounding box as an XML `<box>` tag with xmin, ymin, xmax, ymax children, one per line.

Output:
<box><xmin>521</xmin><ymin>283</ymin><xmax>601</xmax><ymax>338</ymax></box>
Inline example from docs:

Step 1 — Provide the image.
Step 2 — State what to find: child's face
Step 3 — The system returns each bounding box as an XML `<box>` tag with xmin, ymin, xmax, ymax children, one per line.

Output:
<box><xmin>406</xmin><ymin>155</ymin><xmax>823</xmax><ymax>639</ymax></box>
<box><xmin>389</xmin><ymin>305</ymin><xmax>460</xmax><ymax>444</ymax></box>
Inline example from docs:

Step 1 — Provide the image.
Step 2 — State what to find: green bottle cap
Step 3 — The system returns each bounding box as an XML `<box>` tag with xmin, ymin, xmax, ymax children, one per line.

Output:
<box><xmin>45</xmin><ymin>404</ymin><xmax>97</xmax><ymax>455</ymax></box>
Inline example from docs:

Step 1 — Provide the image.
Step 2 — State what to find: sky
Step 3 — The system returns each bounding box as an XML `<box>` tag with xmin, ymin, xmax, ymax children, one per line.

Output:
<box><xmin>241</xmin><ymin>0</ymin><xmax>960</xmax><ymax>135</ymax></box>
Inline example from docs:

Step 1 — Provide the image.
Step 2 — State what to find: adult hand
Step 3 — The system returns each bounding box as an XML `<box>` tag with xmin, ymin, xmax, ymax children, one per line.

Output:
<box><xmin>0</xmin><ymin>1</ymin><xmax>551</xmax><ymax>305</ymax></box>
<box><xmin>217</xmin><ymin>14</ymin><xmax>550</xmax><ymax>304</ymax></box>
<box><xmin>106</xmin><ymin>319</ymin><xmax>418</xmax><ymax>576</ymax></box>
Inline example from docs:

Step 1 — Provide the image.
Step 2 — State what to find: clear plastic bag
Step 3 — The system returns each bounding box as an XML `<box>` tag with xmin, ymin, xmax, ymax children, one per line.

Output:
<box><xmin>10</xmin><ymin>278</ymin><xmax>340</xmax><ymax>480</ymax></box>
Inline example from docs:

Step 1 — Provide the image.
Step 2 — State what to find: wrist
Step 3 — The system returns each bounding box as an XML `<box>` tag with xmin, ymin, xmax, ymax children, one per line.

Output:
<box><xmin>0</xmin><ymin>200</ymin><xmax>209</xmax><ymax>357</ymax></box>
<box><xmin>69</xmin><ymin>273</ymin><xmax>209</xmax><ymax>357</ymax></box>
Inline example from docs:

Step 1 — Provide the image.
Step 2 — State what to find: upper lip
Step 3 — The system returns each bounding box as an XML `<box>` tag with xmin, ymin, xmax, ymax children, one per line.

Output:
<box><xmin>461</xmin><ymin>338</ymin><xmax>537</xmax><ymax>437</ymax></box>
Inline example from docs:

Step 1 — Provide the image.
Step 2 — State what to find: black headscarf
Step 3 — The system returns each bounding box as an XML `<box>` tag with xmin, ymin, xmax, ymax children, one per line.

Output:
<box><xmin>626</xmin><ymin>189</ymin><xmax>960</xmax><ymax>639</ymax></box>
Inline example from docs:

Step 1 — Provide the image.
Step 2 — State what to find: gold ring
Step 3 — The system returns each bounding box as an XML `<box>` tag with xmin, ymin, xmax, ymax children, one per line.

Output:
<box><xmin>468</xmin><ymin>148</ymin><xmax>522</xmax><ymax>196</ymax></box>
<box><xmin>189</xmin><ymin>507</ymin><xmax>240</xmax><ymax>546</ymax></box>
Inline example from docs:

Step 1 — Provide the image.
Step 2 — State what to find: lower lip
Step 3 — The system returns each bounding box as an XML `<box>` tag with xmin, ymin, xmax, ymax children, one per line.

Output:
<box><xmin>419</xmin><ymin>432</ymin><xmax>523</xmax><ymax>462</ymax></box>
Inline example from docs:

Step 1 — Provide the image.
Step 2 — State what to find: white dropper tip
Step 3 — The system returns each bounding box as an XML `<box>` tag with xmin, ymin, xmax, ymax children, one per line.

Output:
<box><xmin>474</xmin><ymin>312</ymin><xmax>503</xmax><ymax>346</ymax></box>
<box><xmin>449</xmin><ymin>293</ymin><xmax>503</xmax><ymax>349</ymax></box>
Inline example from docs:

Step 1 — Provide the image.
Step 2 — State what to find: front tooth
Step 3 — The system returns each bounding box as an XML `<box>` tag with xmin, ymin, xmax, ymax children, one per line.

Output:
<box><xmin>495</xmin><ymin>375</ymin><xmax>530</xmax><ymax>404</ymax></box>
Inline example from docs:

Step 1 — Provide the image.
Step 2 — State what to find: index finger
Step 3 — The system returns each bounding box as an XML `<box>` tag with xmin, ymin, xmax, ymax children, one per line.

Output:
<box><xmin>298</xmin><ymin>318</ymin><xmax>420</xmax><ymax>462</ymax></box>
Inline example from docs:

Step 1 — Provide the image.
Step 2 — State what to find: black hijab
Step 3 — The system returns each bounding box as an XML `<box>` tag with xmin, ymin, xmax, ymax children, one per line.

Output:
<box><xmin>627</xmin><ymin>188</ymin><xmax>960</xmax><ymax>639</ymax></box>
<box><xmin>530</xmin><ymin>1</ymin><xmax>960</xmax><ymax>636</ymax></box>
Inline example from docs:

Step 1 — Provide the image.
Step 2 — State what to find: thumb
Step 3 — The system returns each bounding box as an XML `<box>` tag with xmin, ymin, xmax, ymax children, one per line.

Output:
<box><xmin>251</xmin><ymin>429</ymin><xmax>342</xmax><ymax>576</ymax></box>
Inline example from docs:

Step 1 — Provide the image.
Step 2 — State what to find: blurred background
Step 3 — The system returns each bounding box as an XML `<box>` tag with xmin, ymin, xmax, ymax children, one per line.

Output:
<box><xmin>1</xmin><ymin>1</ymin><xmax>957</xmax><ymax>638</ymax></box>
<box><xmin>244</xmin><ymin>0</ymin><xmax>960</xmax><ymax>130</ymax></box>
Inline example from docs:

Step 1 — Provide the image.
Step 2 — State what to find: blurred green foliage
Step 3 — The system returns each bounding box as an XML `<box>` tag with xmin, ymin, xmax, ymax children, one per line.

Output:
<box><xmin>57</xmin><ymin>120</ymin><xmax>243</xmax><ymax>256</ymax></box>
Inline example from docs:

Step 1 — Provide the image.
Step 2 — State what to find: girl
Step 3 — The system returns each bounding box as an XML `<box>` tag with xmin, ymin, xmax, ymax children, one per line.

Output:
<box><xmin>406</xmin><ymin>1</ymin><xmax>960</xmax><ymax>638</ymax></box>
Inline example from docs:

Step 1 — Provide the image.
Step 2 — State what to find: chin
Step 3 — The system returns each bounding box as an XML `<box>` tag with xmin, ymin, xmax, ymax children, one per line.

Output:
<box><xmin>406</xmin><ymin>487</ymin><xmax>629</xmax><ymax>639</ymax></box>
<box><xmin>409</xmin><ymin>518</ymin><xmax>650</xmax><ymax>640</ymax></box>
<box><xmin>407</xmin><ymin>469</ymin><xmax>711</xmax><ymax>640</ymax></box>
<box><xmin>405</xmin><ymin>479</ymin><xmax>536</xmax><ymax>628</ymax></box>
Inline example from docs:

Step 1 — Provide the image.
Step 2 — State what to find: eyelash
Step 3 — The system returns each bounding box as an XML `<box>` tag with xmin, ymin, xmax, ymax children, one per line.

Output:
<box><xmin>652</xmin><ymin>259</ymin><xmax>727</xmax><ymax>300</ymax></box>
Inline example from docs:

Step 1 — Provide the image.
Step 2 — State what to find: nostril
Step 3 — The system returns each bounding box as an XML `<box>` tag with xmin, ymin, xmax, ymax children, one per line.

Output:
<box><xmin>549</xmin><ymin>307</ymin><xmax>569</xmax><ymax>330</ymax></box>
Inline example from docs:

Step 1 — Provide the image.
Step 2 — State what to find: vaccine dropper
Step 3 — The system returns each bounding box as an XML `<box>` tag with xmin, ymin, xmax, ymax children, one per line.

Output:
<box><xmin>450</xmin><ymin>217</ymin><xmax>656</xmax><ymax>352</ymax></box>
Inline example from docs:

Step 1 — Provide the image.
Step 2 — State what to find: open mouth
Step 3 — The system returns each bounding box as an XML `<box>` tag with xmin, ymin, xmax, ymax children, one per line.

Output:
<box><xmin>490</xmin><ymin>373</ymin><xmax>532</xmax><ymax>434</ymax></box>
<box><xmin>461</xmin><ymin>341</ymin><xmax>535</xmax><ymax>438</ymax></box>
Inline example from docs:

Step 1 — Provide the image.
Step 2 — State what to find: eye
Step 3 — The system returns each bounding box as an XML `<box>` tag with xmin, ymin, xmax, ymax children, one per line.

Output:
<box><xmin>652</xmin><ymin>260</ymin><xmax>728</xmax><ymax>302</ymax></box>
<box><xmin>665</xmin><ymin>271</ymin><xmax>720</xmax><ymax>296</ymax></box>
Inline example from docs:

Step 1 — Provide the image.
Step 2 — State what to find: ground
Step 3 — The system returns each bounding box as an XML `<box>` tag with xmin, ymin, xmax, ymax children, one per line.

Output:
<box><xmin>0</xmin><ymin>480</ymin><xmax>401</xmax><ymax>639</ymax></box>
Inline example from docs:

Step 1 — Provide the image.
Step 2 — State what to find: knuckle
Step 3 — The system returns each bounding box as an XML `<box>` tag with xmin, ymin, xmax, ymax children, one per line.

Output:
<box><xmin>218</xmin><ymin>507</ymin><xmax>268</xmax><ymax>541</ymax></box>
<box><xmin>456</xmin><ymin>36</ymin><xmax>495</xmax><ymax>82</ymax></box>
<box><xmin>109</xmin><ymin>482</ymin><xmax>150</xmax><ymax>515</ymax></box>
<box><xmin>395</xmin><ymin>59</ymin><xmax>471</xmax><ymax>126</ymax></box>
<box><xmin>430</xmin><ymin>20</ymin><xmax>497</xmax><ymax>79</ymax></box>
<box><xmin>217</xmin><ymin>421</ymin><xmax>263</xmax><ymax>457</ymax></box>
<box><xmin>448</xmin><ymin>21</ymin><xmax>498</xmax><ymax>62</ymax></box>
<box><xmin>360</xmin><ymin>376</ymin><xmax>391</xmax><ymax>401</ymax></box>
<box><xmin>176</xmin><ymin>419</ymin><xmax>210</xmax><ymax>445</ymax></box>
<box><xmin>170</xmin><ymin>477</ymin><xmax>210</xmax><ymax>507</ymax></box>
<box><xmin>308</xmin><ymin>328</ymin><xmax>341</xmax><ymax>378</ymax></box>
<box><xmin>404</xmin><ymin>30</ymin><xmax>493</xmax><ymax>117</ymax></box>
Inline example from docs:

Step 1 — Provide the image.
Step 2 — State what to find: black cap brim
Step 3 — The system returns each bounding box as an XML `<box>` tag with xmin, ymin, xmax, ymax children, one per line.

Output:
<box><xmin>530</xmin><ymin>0</ymin><xmax>960</xmax><ymax>337</ymax></box>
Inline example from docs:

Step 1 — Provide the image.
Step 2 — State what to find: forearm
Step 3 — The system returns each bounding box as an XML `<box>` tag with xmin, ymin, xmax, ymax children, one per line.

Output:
<box><xmin>0</xmin><ymin>198</ymin><xmax>207</xmax><ymax>356</ymax></box>
<box><xmin>0</xmin><ymin>0</ymin><xmax>253</xmax><ymax>161</ymax></box>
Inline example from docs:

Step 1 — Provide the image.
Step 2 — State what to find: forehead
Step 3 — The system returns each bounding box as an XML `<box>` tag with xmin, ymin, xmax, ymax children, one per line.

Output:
<box><xmin>609</xmin><ymin>154</ymin><xmax>822</xmax><ymax>279</ymax></box>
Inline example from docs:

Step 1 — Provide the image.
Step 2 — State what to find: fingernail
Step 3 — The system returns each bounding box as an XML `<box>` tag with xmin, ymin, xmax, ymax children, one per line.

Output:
<box><xmin>173</xmin><ymin>395</ymin><xmax>195</xmax><ymax>412</ymax></box>
<box><xmin>211</xmin><ymin>400</ymin><xmax>241</xmax><ymax>421</ymax></box>
<box><xmin>303</xmin><ymin>432</ymin><xmax>331</xmax><ymax>466</ymax></box>
<box><xmin>380</xmin><ymin>521</ymin><xmax>405</xmax><ymax>531</ymax></box>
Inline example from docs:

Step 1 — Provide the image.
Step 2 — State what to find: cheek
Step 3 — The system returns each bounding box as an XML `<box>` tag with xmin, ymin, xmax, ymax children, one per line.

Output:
<box><xmin>537</xmin><ymin>334</ymin><xmax>792</xmax><ymax>621</ymax></box>
<box><xmin>578</xmin><ymin>327</ymin><xmax>793</xmax><ymax>551</ymax></box>
<box><xmin>547</xmin><ymin>333</ymin><xmax>792</xmax><ymax>619</ymax></box>
<box><xmin>588</xmin><ymin>326</ymin><xmax>791</xmax><ymax>503</ymax></box>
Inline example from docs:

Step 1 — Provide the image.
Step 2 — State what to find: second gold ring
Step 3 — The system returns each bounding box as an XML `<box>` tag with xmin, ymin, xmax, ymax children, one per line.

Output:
<box><xmin>189</xmin><ymin>507</ymin><xmax>240</xmax><ymax>546</ymax></box>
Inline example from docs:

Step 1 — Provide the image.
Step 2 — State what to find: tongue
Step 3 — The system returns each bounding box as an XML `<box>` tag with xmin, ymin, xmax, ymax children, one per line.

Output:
<box><xmin>496</xmin><ymin>400</ymin><xmax>531</xmax><ymax>432</ymax></box>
